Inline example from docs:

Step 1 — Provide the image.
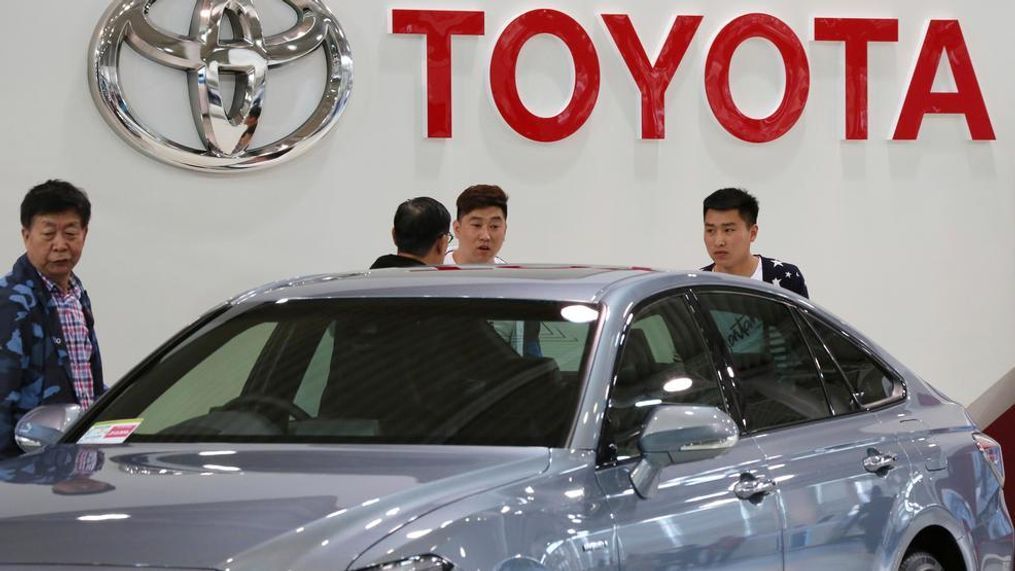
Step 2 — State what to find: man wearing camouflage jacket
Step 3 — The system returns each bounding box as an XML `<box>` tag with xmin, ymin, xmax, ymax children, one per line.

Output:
<box><xmin>0</xmin><ymin>180</ymin><xmax>104</xmax><ymax>459</ymax></box>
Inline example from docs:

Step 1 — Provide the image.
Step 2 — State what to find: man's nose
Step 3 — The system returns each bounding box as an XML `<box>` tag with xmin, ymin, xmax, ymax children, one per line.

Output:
<box><xmin>51</xmin><ymin>235</ymin><xmax>68</xmax><ymax>250</ymax></box>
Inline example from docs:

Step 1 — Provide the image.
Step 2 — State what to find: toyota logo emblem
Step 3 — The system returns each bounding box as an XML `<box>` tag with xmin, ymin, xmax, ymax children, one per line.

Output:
<box><xmin>89</xmin><ymin>0</ymin><xmax>353</xmax><ymax>172</ymax></box>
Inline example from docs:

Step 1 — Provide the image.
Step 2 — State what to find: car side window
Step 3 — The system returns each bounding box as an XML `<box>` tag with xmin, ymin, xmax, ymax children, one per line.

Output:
<box><xmin>697</xmin><ymin>292</ymin><xmax>832</xmax><ymax>431</ymax></box>
<box><xmin>603</xmin><ymin>295</ymin><xmax>723</xmax><ymax>461</ymax></box>
<box><xmin>795</xmin><ymin>317</ymin><xmax>862</xmax><ymax>415</ymax></box>
<box><xmin>807</xmin><ymin>317</ymin><xmax>899</xmax><ymax>406</ymax></box>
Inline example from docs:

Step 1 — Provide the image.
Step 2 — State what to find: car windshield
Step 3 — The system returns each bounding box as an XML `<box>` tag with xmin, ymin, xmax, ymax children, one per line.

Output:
<box><xmin>85</xmin><ymin>299</ymin><xmax>599</xmax><ymax>447</ymax></box>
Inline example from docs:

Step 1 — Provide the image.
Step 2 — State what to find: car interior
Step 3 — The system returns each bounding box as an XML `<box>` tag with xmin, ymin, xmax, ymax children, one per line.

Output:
<box><xmin>125</xmin><ymin>301</ymin><xmax>588</xmax><ymax>448</ymax></box>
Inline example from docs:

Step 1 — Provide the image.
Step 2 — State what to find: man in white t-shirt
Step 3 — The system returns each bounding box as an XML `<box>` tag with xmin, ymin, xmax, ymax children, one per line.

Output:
<box><xmin>443</xmin><ymin>184</ymin><xmax>508</xmax><ymax>265</ymax></box>
<box><xmin>700</xmin><ymin>187</ymin><xmax>807</xmax><ymax>356</ymax></box>
<box><xmin>701</xmin><ymin>187</ymin><xmax>808</xmax><ymax>298</ymax></box>
<box><xmin>442</xmin><ymin>185</ymin><xmax>542</xmax><ymax>354</ymax></box>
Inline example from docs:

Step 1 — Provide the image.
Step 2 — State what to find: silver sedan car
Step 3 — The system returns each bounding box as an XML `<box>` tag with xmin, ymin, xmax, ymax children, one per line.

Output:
<box><xmin>1</xmin><ymin>266</ymin><xmax>1011</xmax><ymax>570</ymax></box>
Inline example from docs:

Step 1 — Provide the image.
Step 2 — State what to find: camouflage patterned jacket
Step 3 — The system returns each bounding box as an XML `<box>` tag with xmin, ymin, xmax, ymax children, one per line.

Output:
<box><xmin>0</xmin><ymin>255</ymin><xmax>104</xmax><ymax>459</ymax></box>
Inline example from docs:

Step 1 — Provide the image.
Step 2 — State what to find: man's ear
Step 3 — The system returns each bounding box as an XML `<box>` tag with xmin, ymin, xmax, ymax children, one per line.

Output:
<box><xmin>749</xmin><ymin>224</ymin><xmax>758</xmax><ymax>243</ymax></box>
<box><xmin>21</xmin><ymin>227</ymin><xmax>29</xmax><ymax>244</ymax></box>
<box><xmin>425</xmin><ymin>236</ymin><xmax>446</xmax><ymax>265</ymax></box>
<box><xmin>390</xmin><ymin>227</ymin><xmax>397</xmax><ymax>246</ymax></box>
<box><xmin>452</xmin><ymin>219</ymin><xmax>461</xmax><ymax>234</ymax></box>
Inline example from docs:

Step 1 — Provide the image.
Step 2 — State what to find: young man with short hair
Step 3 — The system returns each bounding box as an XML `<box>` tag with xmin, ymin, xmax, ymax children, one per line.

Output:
<box><xmin>371</xmin><ymin>197</ymin><xmax>452</xmax><ymax>268</ymax></box>
<box><xmin>702</xmin><ymin>187</ymin><xmax>809</xmax><ymax>298</ymax></box>
<box><xmin>443</xmin><ymin>185</ymin><xmax>539</xmax><ymax>353</ymax></box>
<box><xmin>0</xmin><ymin>180</ymin><xmax>104</xmax><ymax>459</ymax></box>
<box><xmin>444</xmin><ymin>185</ymin><xmax>508</xmax><ymax>265</ymax></box>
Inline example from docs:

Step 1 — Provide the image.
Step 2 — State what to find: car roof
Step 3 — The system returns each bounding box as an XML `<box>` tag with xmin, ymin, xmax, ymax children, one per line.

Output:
<box><xmin>229</xmin><ymin>264</ymin><xmax>788</xmax><ymax>306</ymax></box>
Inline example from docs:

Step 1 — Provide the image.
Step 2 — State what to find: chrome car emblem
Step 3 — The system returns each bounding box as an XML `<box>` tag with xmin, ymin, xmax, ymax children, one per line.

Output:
<box><xmin>89</xmin><ymin>0</ymin><xmax>353</xmax><ymax>172</ymax></box>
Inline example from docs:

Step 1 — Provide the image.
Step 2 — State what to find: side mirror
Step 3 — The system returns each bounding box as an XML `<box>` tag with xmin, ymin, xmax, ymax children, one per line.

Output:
<box><xmin>629</xmin><ymin>405</ymin><xmax>739</xmax><ymax>499</ymax></box>
<box><xmin>15</xmin><ymin>404</ymin><xmax>83</xmax><ymax>453</ymax></box>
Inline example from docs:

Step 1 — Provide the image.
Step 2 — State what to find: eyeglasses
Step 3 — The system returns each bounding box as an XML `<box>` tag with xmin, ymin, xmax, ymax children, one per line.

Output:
<box><xmin>444</xmin><ymin>232</ymin><xmax>455</xmax><ymax>244</ymax></box>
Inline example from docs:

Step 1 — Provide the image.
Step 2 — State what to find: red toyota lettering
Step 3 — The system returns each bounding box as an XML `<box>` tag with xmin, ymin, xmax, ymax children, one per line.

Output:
<box><xmin>602</xmin><ymin>14</ymin><xmax>703</xmax><ymax>139</ymax></box>
<box><xmin>392</xmin><ymin>9</ymin><xmax>485</xmax><ymax>138</ymax></box>
<box><xmin>705</xmin><ymin>13</ymin><xmax>810</xmax><ymax>143</ymax></box>
<box><xmin>815</xmin><ymin>18</ymin><xmax>899</xmax><ymax>140</ymax></box>
<box><xmin>893</xmin><ymin>20</ymin><xmax>994</xmax><ymax>140</ymax></box>
<box><xmin>490</xmin><ymin>9</ymin><xmax>600</xmax><ymax>142</ymax></box>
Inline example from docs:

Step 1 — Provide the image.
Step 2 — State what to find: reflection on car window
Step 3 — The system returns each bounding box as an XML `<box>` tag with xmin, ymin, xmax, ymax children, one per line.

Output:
<box><xmin>293</xmin><ymin>323</ymin><xmax>336</xmax><ymax>417</ymax></box>
<box><xmin>808</xmin><ymin>318</ymin><xmax>898</xmax><ymax>406</ymax></box>
<box><xmin>88</xmin><ymin>300</ymin><xmax>598</xmax><ymax>448</ymax></box>
<box><xmin>796</xmin><ymin>318</ymin><xmax>861</xmax><ymax>415</ymax></box>
<box><xmin>603</xmin><ymin>295</ymin><xmax>723</xmax><ymax>461</ymax></box>
<box><xmin>698</xmin><ymin>292</ymin><xmax>832</xmax><ymax>431</ymax></box>
<box><xmin>484</xmin><ymin>319</ymin><xmax>589</xmax><ymax>372</ymax></box>
<box><xmin>136</xmin><ymin>322</ymin><xmax>277</xmax><ymax>434</ymax></box>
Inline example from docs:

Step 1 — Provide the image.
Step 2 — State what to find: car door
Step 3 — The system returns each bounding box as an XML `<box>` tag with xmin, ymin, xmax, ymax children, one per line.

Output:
<box><xmin>595</xmin><ymin>292</ymin><xmax>783</xmax><ymax>570</ymax></box>
<box><xmin>694</xmin><ymin>290</ymin><xmax>910</xmax><ymax>571</ymax></box>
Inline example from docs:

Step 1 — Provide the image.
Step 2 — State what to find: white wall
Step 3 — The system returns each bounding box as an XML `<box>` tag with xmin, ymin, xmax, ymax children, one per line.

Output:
<box><xmin>1</xmin><ymin>0</ymin><xmax>1011</xmax><ymax>407</ymax></box>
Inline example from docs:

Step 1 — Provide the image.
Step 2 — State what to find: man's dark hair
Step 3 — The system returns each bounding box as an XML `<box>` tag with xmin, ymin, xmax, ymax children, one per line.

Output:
<box><xmin>21</xmin><ymin>179</ymin><xmax>91</xmax><ymax>229</ymax></box>
<box><xmin>456</xmin><ymin>184</ymin><xmax>508</xmax><ymax>220</ymax></box>
<box><xmin>393</xmin><ymin>197</ymin><xmax>451</xmax><ymax>257</ymax></box>
<box><xmin>703</xmin><ymin>187</ymin><xmax>759</xmax><ymax>227</ymax></box>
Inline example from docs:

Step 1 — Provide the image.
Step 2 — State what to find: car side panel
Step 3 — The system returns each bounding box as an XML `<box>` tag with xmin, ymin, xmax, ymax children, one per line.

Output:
<box><xmin>349</xmin><ymin>450</ymin><xmax>619</xmax><ymax>571</ymax></box>
<box><xmin>756</xmin><ymin>411</ymin><xmax>912</xmax><ymax>570</ymax></box>
<box><xmin>883</xmin><ymin>397</ymin><xmax>1014</xmax><ymax>570</ymax></box>
<box><xmin>597</xmin><ymin>435</ymin><xmax>783</xmax><ymax>570</ymax></box>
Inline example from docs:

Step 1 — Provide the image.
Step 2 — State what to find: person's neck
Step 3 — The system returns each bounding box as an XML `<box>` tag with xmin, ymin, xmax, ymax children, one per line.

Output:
<box><xmin>715</xmin><ymin>255</ymin><xmax>758</xmax><ymax>278</ymax></box>
<box><xmin>396</xmin><ymin>251</ymin><xmax>427</xmax><ymax>264</ymax></box>
<box><xmin>36</xmin><ymin>267</ymin><xmax>72</xmax><ymax>294</ymax></box>
<box><xmin>452</xmin><ymin>250</ymin><xmax>492</xmax><ymax>265</ymax></box>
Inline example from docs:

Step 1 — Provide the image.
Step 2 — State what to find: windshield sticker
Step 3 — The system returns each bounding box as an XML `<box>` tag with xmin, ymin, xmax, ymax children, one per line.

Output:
<box><xmin>78</xmin><ymin>419</ymin><xmax>143</xmax><ymax>444</ymax></box>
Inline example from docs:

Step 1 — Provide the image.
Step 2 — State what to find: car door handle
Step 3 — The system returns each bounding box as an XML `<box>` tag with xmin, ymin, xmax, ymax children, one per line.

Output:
<box><xmin>734</xmin><ymin>475</ymin><xmax>776</xmax><ymax>500</ymax></box>
<box><xmin>863</xmin><ymin>449</ymin><xmax>897</xmax><ymax>474</ymax></box>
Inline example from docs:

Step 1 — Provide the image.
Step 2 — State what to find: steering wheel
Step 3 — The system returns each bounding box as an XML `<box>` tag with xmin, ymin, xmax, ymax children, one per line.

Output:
<box><xmin>218</xmin><ymin>394</ymin><xmax>312</xmax><ymax>422</ymax></box>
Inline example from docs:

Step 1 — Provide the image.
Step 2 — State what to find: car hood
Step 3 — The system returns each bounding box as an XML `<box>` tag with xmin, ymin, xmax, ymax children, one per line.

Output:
<box><xmin>0</xmin><ymin>443</ymin><xmax>550</xmax><ymax>569</ymax></box>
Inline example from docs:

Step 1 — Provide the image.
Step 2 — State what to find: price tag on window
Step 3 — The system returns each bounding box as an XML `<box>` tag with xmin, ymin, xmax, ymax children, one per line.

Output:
<box><xmin>78</xmin><ymin>419</ymin><xmax>143</xmax><ymax>444</ymax></box>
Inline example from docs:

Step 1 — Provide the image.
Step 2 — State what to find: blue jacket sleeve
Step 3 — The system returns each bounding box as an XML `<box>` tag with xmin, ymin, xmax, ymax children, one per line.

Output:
<box><xmin>792</xmin><ymin>266</ymin><xmax>809</xmax><ymax>299</ymax></box>
<box><xmin>0</xmin><ymin>284</ymin><xmax>33</xmax><ymax>458</ymax></box>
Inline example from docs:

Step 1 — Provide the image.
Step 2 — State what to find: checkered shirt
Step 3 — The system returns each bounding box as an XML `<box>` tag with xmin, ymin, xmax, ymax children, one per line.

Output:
<box><xmin>74</xmin><ymin>448</ymin><xmax>99</xmax><ymax>475</ymax></box>
<box><xmin>40</xmin><ymin>274</ymin><xmax>95</xmax><ymax>409</ymax></box>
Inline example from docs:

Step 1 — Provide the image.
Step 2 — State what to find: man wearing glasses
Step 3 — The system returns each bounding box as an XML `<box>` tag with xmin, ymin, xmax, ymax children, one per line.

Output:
<box><xmin>370</xmin><ymin>197</ymin><xmax>452</xmax><ymax>269</ymax></box>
